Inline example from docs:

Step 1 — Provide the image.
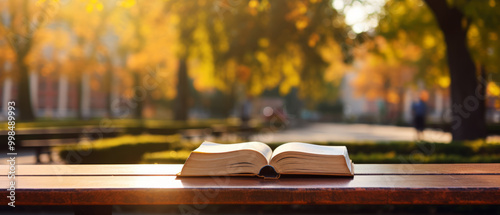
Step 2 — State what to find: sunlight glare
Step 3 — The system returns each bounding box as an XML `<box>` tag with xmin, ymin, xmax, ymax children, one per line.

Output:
<box><xmin>333</xmin><ymin>0</ymin><xmax>386</xmax><ymax>34</ymax></box>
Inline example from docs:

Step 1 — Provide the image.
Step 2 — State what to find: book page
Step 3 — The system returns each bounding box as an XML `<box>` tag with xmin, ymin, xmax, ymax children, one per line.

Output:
<box><xmin>194</xmin><ymin>141</ymin><xmax>273</xmax><ymax>162</ymax></box>
<box><xmin>271</xmin><ymin>142</ymin><xmax>347</xmax><ymax>158</ymax></box>
<box><xmin>270</xmin><ymin>142</ymin><xmax>353</xmax><ymax>175</ymax></box>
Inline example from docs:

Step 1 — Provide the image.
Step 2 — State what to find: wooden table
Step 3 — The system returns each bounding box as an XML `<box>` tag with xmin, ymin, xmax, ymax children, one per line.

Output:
<box><xmin>1</xmin><ymin>164</ymin><xmax>499</xmax><ymax>214</ymax></box>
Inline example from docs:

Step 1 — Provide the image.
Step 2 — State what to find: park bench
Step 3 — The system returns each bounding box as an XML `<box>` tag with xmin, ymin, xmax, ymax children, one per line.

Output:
<box><xmin>4</xmin><ymin>127</ymin><xmax>122</xmax><ymax>163</ymax></box>
<box><xmin>1</xmin><ymin>164</ymin><xmax>499</xmax><ymax>215</ymax></box>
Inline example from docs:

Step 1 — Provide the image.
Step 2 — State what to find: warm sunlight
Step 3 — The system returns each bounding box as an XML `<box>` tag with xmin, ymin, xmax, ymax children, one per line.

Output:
<box><xmin>333</xmin><ymin>0</ymin><xmax>386</xmax><ymax>33</ymax></box>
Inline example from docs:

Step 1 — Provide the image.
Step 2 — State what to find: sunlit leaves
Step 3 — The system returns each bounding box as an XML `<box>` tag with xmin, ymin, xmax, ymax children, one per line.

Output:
<box><xmin>352</xmin><ymin>35</ymin><xmax>418</xmax><ymax>103</ymax></box>
<box><xmin>201</xmin><ymin>0</ymin><xmax>349</xmax><ymax>103</ymax></box>
<box><xmin>85</xmin><ymin>0</ymin><xmax>104</xmax><ymax>12</ymax></box>
<box><xmin>1</xmin><ymin>0</ymin><xmax>352</xmax><ymax>111</ymax></box>
<box><xmin>118</xmin><ymin>0</ymin><xmax>136</xmax><ymax>8</ymax></box>
<box><xmin>488</xmin><ymin>82</ymin><xmax>500</xmax><ymax>96</ymax></box>
<box><xmin>437</xmin><ymin>76</ymin><xmax>450</xmax><ymax>88</ymax></box>
<box><xmin>368</xmin><ymin>0</ymin><xmax>448</xmax><ymax>89</ymax></box>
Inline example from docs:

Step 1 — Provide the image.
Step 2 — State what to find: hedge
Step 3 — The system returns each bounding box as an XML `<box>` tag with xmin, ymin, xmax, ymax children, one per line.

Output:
<box><xmin>58</xmin><ymin>134</ymin><xmax>198</xmax><ymax>164</ymax></box>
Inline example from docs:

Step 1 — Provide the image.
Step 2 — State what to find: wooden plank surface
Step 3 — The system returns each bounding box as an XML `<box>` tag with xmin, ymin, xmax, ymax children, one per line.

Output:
<box><xmin>1</xmin><ymin>164</ymin><xmax>499</xmax><ymax>176</ymax></box>
<box><xmin>1</xmin><ymin>164</ymin><xmax>499</xmax><ymax>205</ymax></box>
<box><xmin>354</xmin><ymin>164</ymin><xmax>500</xmax><ymax>175</ymax></box>
<box><xmin>1</xmin><ymin>175</ymin><xmax>499</xmax><ymax>205</ymax></box>
<box><xmin>0</xmin><ymin>164</ymin><xmax>184</xmax><ymax>176</ymax></box>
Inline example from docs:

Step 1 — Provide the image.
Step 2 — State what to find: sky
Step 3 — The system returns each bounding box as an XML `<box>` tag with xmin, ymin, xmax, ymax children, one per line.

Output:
<box><xmin>333</xmin><ymin>0</ymin><xmax>387</xmax><ymax>34</ymax></box>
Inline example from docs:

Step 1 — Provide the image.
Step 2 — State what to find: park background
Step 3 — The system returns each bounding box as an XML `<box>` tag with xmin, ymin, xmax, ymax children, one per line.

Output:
<box><xmin>0</xmin><ymin>0</ymin><xmax>500</xmax><ymax>166</ymax></box>
<box><xmin>1</xmin><ymin>0</ymin><xmax>500</xmax><ymax>214</ymax></box>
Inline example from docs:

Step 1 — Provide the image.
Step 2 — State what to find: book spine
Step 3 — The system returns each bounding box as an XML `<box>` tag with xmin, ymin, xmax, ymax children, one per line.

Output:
<box><xmin>258</xmin><ymin>165</ymin><xmax>280</xmax><ymax>179</ymax></box>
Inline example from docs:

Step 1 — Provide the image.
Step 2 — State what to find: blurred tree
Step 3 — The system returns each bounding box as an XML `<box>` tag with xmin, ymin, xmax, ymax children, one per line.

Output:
<box><xmin>164</xmin><ymin>0</ymin><xmax>351</xmax><ymax>121</ymax></box>
<box><xmin>0</xmin><ymin>0</ymin><xmax>59</xmax><ymax>120</ymax></box>
<box><xmin>375</xmin><ymin>0</ymin><xmax>499</xmax><ymax>140</ymax></box>
<box><xmin>352</xmin><ymin>35</ymin><xmax>421</xmax><ymax>123</ymax></box>
<box><xmin>423</xmin><ymin>0</ymin><xmax>487</xmax><ymax>140</ymax></box>
<box><xmin>114</xmin><ymin>0</ymin><xmax>178</xmax><ymax>119</ymax></box>
<box><xmin>164</xmin><ymin>0</ymin><xmax>221</xmax><ymax>121</ymax></box>
<box><xmin>58</xmin><ymin>0</ymin><xmax>114</xmax><ymax>119</ymax></box>
<box><xmin>351</xmin><ymin>0</ymin><xmax>447</xmax><ymax>123</ymax></box>
<box><xmin>215</xmin><ymin>0</ymin><xmax>350</xmax><ymax>102</ymax></box>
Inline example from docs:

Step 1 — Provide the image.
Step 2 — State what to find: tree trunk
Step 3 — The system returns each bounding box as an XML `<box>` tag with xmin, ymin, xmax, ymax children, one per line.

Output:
<box><xmin>397</xmin><ymin>88</ymin><xmax>405</xmax><ymax>124</ymax></box>
<box><xmin>424</xmin><ymin>0</ymin><xmax>486</xmax><ymax>140</ymax></box>
<box><xmin>17</xmin><ymin>59</ymin><xmax>35</xmax><ymax>121</ymax></box>
<box><xmin>76</xmin><ymin>74</ymin><xmax>84</xmax><ymax>120</ymax></box>
<box><xmin>133</xmin><ymin>72</ymin><xmax>144</xmax><ymax>119</ymax></box>
<box><xmin>174</xmin><ymin>58</ymin><xmax>189</xmax><ymax>121</ymax></box>
<box><xmin>104</xmin><ymin>63</ymin><xmax>113</xmax><ymax>118</ymax></box>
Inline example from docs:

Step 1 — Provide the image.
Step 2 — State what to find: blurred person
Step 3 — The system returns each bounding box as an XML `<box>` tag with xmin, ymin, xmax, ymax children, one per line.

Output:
<box><xmin>240</xmin><ymin>96</ymin><xmax>253</xmax><ymax>127</ymax></box>
<box><xmin>412</xmin><ymin>92</ymin><xmax>428</xmax><ymax>141</ymax></box>
<box><xmin>239</xmin><ymin>96</ymin><xmax>253</xmax><ymax>141</ymax></box>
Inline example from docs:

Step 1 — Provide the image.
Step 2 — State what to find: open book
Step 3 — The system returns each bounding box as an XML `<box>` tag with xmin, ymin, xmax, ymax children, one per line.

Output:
<box><xmin>179</xmin><ymin>141</ymin><xmax>354</xmax><ymax>179</ymax></box>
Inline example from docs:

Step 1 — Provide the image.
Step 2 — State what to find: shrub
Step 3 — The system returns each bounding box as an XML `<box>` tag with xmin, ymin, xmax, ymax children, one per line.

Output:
<box><xmin>58</xmin><ymin>134</ymin><xmax>192</xmax><ymax>164</ymax></box>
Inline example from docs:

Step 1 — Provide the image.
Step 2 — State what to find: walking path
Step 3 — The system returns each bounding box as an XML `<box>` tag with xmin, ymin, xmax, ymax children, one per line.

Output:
<box><xmin>251</xmin><ymin>123</ymin><xmax>453</xmax><ymax>143</ymax></box>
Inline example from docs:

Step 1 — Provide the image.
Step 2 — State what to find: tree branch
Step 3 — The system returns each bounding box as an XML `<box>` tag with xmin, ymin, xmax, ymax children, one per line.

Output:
<box><xmin>423</xmin><ymin>0</ymin><xmax>452</xmax><ymax>30</ymax></box>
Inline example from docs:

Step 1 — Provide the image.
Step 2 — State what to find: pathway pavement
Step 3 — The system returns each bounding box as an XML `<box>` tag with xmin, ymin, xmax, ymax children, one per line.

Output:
<box><xmin>251</xmin><ymin>123</ymin><xmax>453</xmax><ymax>143</ymax></box>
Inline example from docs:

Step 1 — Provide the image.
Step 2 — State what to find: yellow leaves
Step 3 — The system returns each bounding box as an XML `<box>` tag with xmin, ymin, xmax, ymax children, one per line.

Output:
<box><xmin>248</xmin><ymin>0</ymin><xmax>269</xmax><ymax>14</ymax></box>
<box><xmin>244</xmin><ymin>44</ymin><xmax>306</xmax><ymax>97</ymax></box>
<box><xmin>170</xmin><ymin>14</ymin><xmax>180</xmax><ymax>25</ymax></box>
<box><xmin>280</xmin><ymin>59</ymin><xmax>300</xmax><ymax>95</ymax></box>
<box><xmin>308</xmin><ymin>33</ymin><xmax>320</xmax><ymax>47</ymax></box>
<box><xmin>386</xmin><ymin>90</ymin><xmax>400</xmax><ymax>104</ymax></box>
<box><xmin>403</xmin><ymin>44</ymin><xmax>423</xmax><ymax>61</ymax></box>
<box><xmin>427</xmin><ymin>66</ymin><xmax>447</xmax><ymax>85</ymax></box>
<box><xmin>285</xmin><ymin>1</ymin><xmax>309</xmax><ymax>30</ymax></box>
<box><xmin>118</xmin><ymin>0</ymin><xmax>136</xmax><ymax>8</ymax></box>
<box><xmin>297</xmin><ymin>2</ymin><xmax>307</xmax><ymax>14</ymax></box>
<box><xmin>49</xmin><ymin>29</ymin><xmax>71</xmax><ymax>50</ymax></box>
<box><xmin>393</xmin><ymin>2</ymin><xmax>407</xmax><ymax>16</ymax></box>
<box><xmin>258</xmin><ymin>38</ymin><xmax>269</xmax><ymax>48</ymax></box>
<box><xmin>488</xmin><ymin>82</ymin><xmax>500</xmax><ymax>96</ymax></box>
<box><xmin>256</xmin><ymin>51</ymin><xmax>269</xmax><ymax>67</ymax></box>
<box><xmin>86</xmin><ymin>0</ymin><xmax>104</xmax><ymax>12</ymax></box>
<box><xmin>467</xmin><ymin>24</ymin><xmax>481</xmax><ymax>49</ymax></box>
<box><xmin>36</xmin><ymin>0</ymin><xmax>58</xmax><ymax>6</ymax></box>
<box><xmin>437</xmin><ymin>76</ymin><xmax>450</xmax><ymax>88</ymax></box>
<box><xmin>0</xmin><ymin>44</ymin><xmax>16</xmax><ymax>65</ymax></box>
<box><xmin>352</xmin><ymin>35</ymin><xmax>421</xmax><ymax>103</ymax></box>
<box><xmin>490</xmin><ymin>0</ymin><xmax>496</xmax><ymax>7</ymax></box>
<box><xmin>423</xmin><ymin>34</ymin><xmax>436</xmax><ymax>49</ymax></box>
<box><xmin>321</xmin><ymin>39</ymin><xmax>346</xmax><ymax>84</ymax></box>
<box><xmin>374</xmin><ymin>35</ymin><xmax>388</xmax><ymax>51</ymax></box>
<box><xmin>295</xmin><ymin>17</ymin><xmax>309</xmax><ymax>30</ymax></box>
<box><xmin>126</xmin><ymin>53</ymin><xmax>146</xmax><ymax>70</ymax></box>
<box><xmin>248</xmin><ymin>0</ymin><xmax>258</xmax><ymax>8</ymax></box>
<box><xmin>213</xmin><ymin>20</ymin><xmax>229</xmax><ymax>52</ymax></box>
<box><xmin>190</xmin><ymin>57</ymin><xmax>216</xmax><ymax>92</ymax></box>
<box><xmin>187</xmin><ymin>24</ymin><xmax>218</xmax><ymax>92</ymax></box>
